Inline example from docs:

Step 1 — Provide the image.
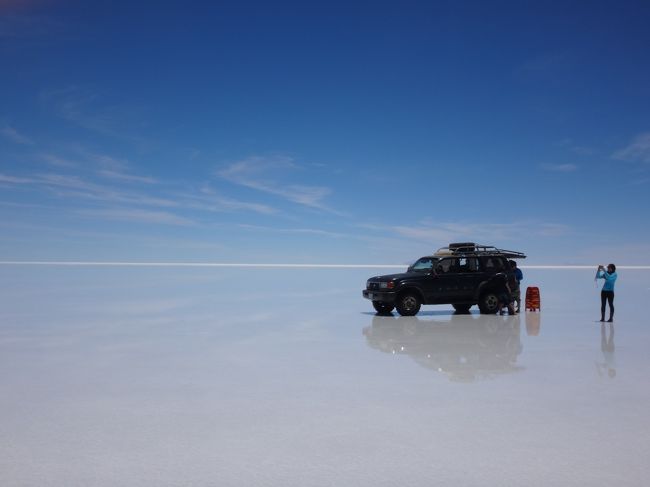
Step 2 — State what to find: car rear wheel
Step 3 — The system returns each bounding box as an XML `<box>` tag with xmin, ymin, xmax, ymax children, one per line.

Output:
<box><xmin>396</xmin><ymin>293</ymin><xmax>421</xmax><ymax>316</ymax></box>
<box><xmin>372</xmin><ymin>302</ymin><xmax>395</xmax><ymax>314</ymax></box>
<box><xmin>452</xmin><ymin>304</ymin><xmax>472</xmax><ymax>314</ymax></box>
<box><xmin>478</xmin><ymin>292</ymin><xmax>499</xmax><ymax>314</ymax></box>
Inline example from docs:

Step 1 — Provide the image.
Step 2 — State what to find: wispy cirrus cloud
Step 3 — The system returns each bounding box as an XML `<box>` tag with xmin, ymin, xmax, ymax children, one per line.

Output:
<box><xmin>87</xmin><ymin>152</ymin><xmax>157</xmax><ymax>184</ymax></box>
<box><xmin>0</xmin><ymin>173</ymin><xmax>37</xmax><ymax>184</ymax></box>
<box><xmin>0</xmin><ymin>124</ymin><xmax>33</xmax><ymax>145</ymax></box>
<box><xmin>41</xmin><ymin>149</ymin><xmax>156</xmax><ymax>182</ymax></box>
<box><xmin>237</xmin><ymin>223</ymin><xmax>349</xmax><ymax>238</ymax></box>
<box><xmin>76</xmin><ymin>208</ymin><xmax>196</xmax><ymax>226</ymax></box>
<box><xmin>361</xmin><ymin>221</ymin><xmax>570</xmax><ymax>244</ymax></box>
<box><xmin>97</xmin><ymin>169</ymin><xmax>157</xmax><ymax>184</ymax></box>
<box><xmin>35</xmin><ymin>174</ymin><xmax>178</xmax><ymax>207</ymax></box>
<box><xmin>540</xmin><ymin>163</ymin><xmax>578</xmax><ymax>172</ymax></box>
<box><xmin>612</xmin><ymin>132</ymin><xmax>650</xmax><ymax>164</ymax></box>
<box><xmin>41</xmin><ymin>86</ymin><xmax>147</xmax><ymax>143</ymax></box>
<box><xmin>556</xmin><ymin>138</ymin><xmax>597</xmax><ymax>156</ymax></box>
<box><xmin>0</xmin><ymin>171</ymin><xmax>176</xmax><ymax>208</ymax></box>
<box><xmin>41</xmin><ymin>153</ymin><xmax>77</xmax><ymax>168</ymax></box>
<box><xmin>0</xmin><ymin>169</ymin><xmax>280</xmax><ymax>222</ymax></box>
<box><xmin>178</xmin><ymin>186</ymin><xmax>277</xmax><ymax>216</ymax></box>
<box><xmin>217</xmin><ymin>156</ymin><xmax>340</xmax><ymax>213</ymax></box>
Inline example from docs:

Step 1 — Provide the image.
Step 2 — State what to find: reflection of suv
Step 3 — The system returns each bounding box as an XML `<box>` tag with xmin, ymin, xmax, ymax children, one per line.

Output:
<box><xmin>362</xmin><ymin>243</ymin><xmax>526</xmax><ymax>316</ymax></box>
<box><xmin>362</xmin><ymin>314</ymin><xmax>523</xmax><ymax>382</ymax></box>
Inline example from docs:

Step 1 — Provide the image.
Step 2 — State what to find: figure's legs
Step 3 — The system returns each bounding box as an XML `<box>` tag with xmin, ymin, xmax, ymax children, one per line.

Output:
<box><xmin>607</xmin><ymin>292</ymin><xmax>614</xmax><ymax>322</ymax></box>
<box><xmin>600</xmin><ymin>291</ymin><xmax>607</xmax><ymax>321</ymax></box>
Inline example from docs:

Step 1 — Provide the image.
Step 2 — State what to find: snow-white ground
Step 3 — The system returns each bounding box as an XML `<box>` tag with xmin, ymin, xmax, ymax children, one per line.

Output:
<box><xmin>1</xmin><ymin>266</ymin><xmax>649</xmax><ymax>486</ymax></box>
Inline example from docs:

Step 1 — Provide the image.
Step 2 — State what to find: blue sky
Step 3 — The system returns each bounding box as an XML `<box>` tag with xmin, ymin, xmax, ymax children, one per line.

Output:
<box><xmin>1</xmin><ymin>0</ymin><xmax>649</xmax><ymax>264</ymax></box>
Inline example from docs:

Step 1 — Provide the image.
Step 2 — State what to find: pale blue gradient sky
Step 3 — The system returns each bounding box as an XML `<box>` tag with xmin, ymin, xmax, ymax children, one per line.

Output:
<box><xmin>1</xmin><ymin>1</ymin><xmax>649</xmax><ymax>264</ymax></box>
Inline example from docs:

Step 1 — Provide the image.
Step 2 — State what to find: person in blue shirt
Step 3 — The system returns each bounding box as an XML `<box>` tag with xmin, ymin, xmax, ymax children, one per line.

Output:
<box><xmin>597</xmin><ymin>264</ymin><xmax>617</xmax><ymax>322</ymax></box>
<box><xmin>509</xmin><ymin>260</ymin><xmax>524</xmax><ymax>313</ymax></box>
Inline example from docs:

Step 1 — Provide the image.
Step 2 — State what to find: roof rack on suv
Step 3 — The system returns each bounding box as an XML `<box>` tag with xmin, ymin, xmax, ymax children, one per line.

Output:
<box><xmin>434</xmin><ymin>242</ymin><xmax>526</xmax><ymax>259</ymax></box>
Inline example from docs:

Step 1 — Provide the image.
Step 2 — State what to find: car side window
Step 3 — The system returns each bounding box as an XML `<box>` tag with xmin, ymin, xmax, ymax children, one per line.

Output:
<box><xmin>436</xmin><ymin>258</ymin><xmax>457</xmax><ymax>274</ymax></box>
<box><xmin>458</xmin><ymin>257</ymin><xmax>478</xmax><ymax>272</ymax></box>
<box><xmin>481</xmin><ymin>257</ymin><xmax>503</xmax><ymax>272</ymax></box>
<box><xmin>411</xmin><ymin>257</ymin><xmax>434</xmax><ymax>272</ymax></box>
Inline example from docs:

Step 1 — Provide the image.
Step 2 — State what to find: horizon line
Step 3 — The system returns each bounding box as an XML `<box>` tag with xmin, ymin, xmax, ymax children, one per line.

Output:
<box><xmin>1</xmin><ymin>261</ymin><xmax>649</xmax><ymax>270</ymax></box>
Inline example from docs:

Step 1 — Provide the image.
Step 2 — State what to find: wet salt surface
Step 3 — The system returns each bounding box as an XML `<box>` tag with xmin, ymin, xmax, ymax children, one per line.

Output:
<box><xmin>1</xmin><ymin>267</ymin><xmax>649</xmax><ymax>486</ymax></box>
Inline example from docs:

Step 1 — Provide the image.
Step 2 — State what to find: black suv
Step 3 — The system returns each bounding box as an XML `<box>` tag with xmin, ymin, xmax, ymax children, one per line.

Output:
<box><xmin>362</xmin><ymin>243</ymin><xmax>526</xmax><ymax>316</ymax></box>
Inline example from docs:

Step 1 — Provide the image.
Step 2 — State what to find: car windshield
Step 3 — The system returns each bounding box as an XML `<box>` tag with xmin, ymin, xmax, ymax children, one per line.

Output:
<box><xmin>410</xmin><ymin>257</ymin><xmax>437</xmax><ymax>273</ymax></box>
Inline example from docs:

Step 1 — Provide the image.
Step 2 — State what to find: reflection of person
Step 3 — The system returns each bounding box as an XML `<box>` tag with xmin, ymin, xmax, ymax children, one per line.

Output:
<box><xmin>596</xmin><ymin>323</ymin><xmax>616</xmax><ymax>379</ymax></box>
<box><xmin>597</xmin><ymin>264</ymin><xmax>617</xmax><ymax>322</ymax></box>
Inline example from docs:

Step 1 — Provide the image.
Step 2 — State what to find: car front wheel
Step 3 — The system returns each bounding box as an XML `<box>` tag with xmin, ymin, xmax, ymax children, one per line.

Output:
<box><xmin>396</xmin><ymin>293</ymin><xmax>421</xmax><ymax>316</ymax></box>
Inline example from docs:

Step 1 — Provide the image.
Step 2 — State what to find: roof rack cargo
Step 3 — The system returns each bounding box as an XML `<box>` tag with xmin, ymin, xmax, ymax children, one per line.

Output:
<box><xmin>434</xmin><ymin>243</ymin><xmax>526</xmax><ymax>259</ymax></box>
<box><xmin>448</xmin><ymin>242</ymin><xmax>477</xmax><ymax>251</ymax></box>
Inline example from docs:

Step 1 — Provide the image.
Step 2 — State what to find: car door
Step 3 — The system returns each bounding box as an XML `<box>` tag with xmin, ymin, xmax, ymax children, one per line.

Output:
<box><xmin>454</xmin><ymin>257</ymin><xmax>480</xmax><ymax>301</ymax></box>
<box><xmin>422</xmin><ymin>258</ymin><xmax>459</xmax><ymax>303</ymax></box>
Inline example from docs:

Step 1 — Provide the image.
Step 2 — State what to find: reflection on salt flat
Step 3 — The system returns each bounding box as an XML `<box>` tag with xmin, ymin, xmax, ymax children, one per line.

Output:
<box><xmin>525</xmin><ymin>310</ymin><xmax>541</xmax><ymax>336</ymax></box>
<box><xmin>596</xmin><ymin>322</ymin><xmax>616</xmax><ymax>379</ymax></box>
<box><xmin>363</xmin><ymin>312</ymin><xmax>542</xmax><ymax>382</ymax></box>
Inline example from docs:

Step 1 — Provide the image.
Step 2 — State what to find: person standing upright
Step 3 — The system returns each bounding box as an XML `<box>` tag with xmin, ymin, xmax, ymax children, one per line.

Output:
<box><xmin>597</xmin><ymin>264</ymin><xmax>617</xmax><ymax>322</ymax></box>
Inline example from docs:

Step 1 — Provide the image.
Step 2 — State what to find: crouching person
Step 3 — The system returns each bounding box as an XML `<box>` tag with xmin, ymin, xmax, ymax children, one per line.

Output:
<box><xmin>509</xmin><ymin>260</ymin><xmax>523</xmax><ymax>313</ymax></box>
<box><xmin>496</xmin><ymin>273</ymin><xmax>515</xmax><ymax>315</ymax></box>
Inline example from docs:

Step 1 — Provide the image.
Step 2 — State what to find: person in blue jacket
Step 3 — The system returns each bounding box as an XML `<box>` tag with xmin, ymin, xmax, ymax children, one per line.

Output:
<box><xmin>597</xmin><ymin>264</ymin><xmax>617</xmax><ymax>322</ymax></box>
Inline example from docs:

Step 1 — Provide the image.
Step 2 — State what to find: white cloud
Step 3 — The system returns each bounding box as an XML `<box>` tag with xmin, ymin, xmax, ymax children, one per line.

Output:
<box><xmin>540</xmin><ymin>163</ymin><xmax>578</xmax><ymax>172</ymax></box>
<box><xmin>41</xmin><ymin>86</ymin><xmax>146</xmax><ymax>143</ymax></box>
<box><xmin>98</xmin><ymin>169</ymin><xmax>157</xmax><ymax>184</ymax></box>
<box><xmin>77</xmin><ymin>208</ymin><xmax>195</xmax><ymax>226</ymax></box>
<box><xmin>536</xmin><ymin>223</ymin><xmax>571</xmax><ymax>237</ymax></box>
<box><xmin>0</xmin><ymin>173</ymin><xmax>37</xmax><ymax>184</ymax></box>
<box><xmin>1</xmin><ymin>171</ymin><xmax>177</xmax><ymax>208</ymax></box>
<box><xmin>237</xmin><ymin>223</ymin><xmax>349</xmax><ymax>238</ymax></box>
<box><xmin>570</xmin><ymin>146</ymin><xmax>596</xmax><ymax>156</ymax></box>
<box><xmin>361</xmin><ymin>221</ymin><xmax>570</xmax><ymax>244</ymax></box>
<box><xmin>218</xmin><ymin>156</ymin><xmax>338</xmax><ymax>213</ymax></box>
<box><xmin>612</xmin><ymin>132</ymin><xmax>650</xmax><ymax>163</ymax></box>
<box><xmin>555</xmin><ymin>139</ymin><xmax>597</xmax><ymax>156</ymax></box>
<box><xmin>41</xmin><ymin>153</ymin><xmax>77</xmax><ymax>168</ymax></box>
<box><xmin>1</xmin><ymin>169</ymin><xmax>281</xmax><ymax>220</ymax></box>
<box><xmin>176</xmin><ymin>188</ymin><xmax>278</xmax><ymax>216</ymax></box>
<box><xmin>0</xmin><ymin>125</ymin><xmax>33</xmax><ymax>145</ymax></box>
<box><xmin>81</xmin><ymin>151</ymin><xmax>157</xmax><ymax>184</ymax></box>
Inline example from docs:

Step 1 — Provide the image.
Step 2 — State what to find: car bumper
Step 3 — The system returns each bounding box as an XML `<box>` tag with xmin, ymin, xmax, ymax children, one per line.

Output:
<box><xmin>362</xmin><ymin>289</ymin><xmax>397</xmax><ymax>303</ymax></box>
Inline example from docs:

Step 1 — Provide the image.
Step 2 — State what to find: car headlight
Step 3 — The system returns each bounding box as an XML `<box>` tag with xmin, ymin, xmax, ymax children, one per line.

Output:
<box><xmin>380</xmin><ymin>281</ymin><xmax>395</xmax><ymax>289</ymax></box>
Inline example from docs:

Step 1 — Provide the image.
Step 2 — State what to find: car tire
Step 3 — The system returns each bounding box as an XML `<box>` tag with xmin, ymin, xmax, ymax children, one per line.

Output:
<box><xmin>396</xmin><ymin>293</ymin><xmax>421</xmax><ymax>316</ymax></box>
<box><xmin>372</xmin><ymin>302</ymin><xmax>395</xmax><ymax>314</ymax></box>
<box><xmin>452</xmin><ymin>304</ymin><xmax>472</xmax><ymax>314</ymax></box>
<box><xmin>478</xmin><ymin>292</ymin><xmax>499</xmax><ymax>314</ymax></box>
